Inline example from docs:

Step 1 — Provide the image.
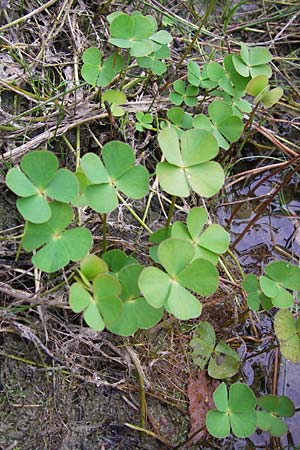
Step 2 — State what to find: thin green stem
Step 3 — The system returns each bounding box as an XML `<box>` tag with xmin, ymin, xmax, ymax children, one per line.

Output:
<box><xmin>166</xmin><ymin>196</ymin><xmax>176</xmax><ymax>228</ymax></box>
<box><xmin>116</xmin><ymin>192</ymin><xmax>152</xmax><ymax>234</ymax></box>
<box><xmin>102</xmin><ymin>213</ymin><xmax>107</xmax><ymax>253</ymax></box>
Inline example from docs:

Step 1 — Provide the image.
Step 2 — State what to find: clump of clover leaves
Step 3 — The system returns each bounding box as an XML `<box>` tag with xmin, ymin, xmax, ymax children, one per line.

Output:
<box><xmin>6</xmin><ymin>150</ymin><xmax>78</xmax><ymax>223</ymax></box>
<box><xmin>138</xmin><ymin>238</ymin><xmax>219</xmax><ymax>320</ymax></box>
<box><xmin>206</xmin><ymin>382</ymin><xmax>257</xmax><ymax>438</ymax></box>
<box><xmin>190</xmin><ymin>322</ymin><xmax>240</xmax><ymax>379</ymax></box>
<box><xmin>193</xmin><ymin>100</ymin><xmax>244</xmax><ymax>150</ymax></box>
<box><xmin>206</xmin><ymin>382</ymin><xmax>295</xmax><ymax>439</ymax></box>
<box><xmin>169</xmin><ymin>80</ymin><xmax>199</xmax><ymax>107</ymax></box>
<box><xmin>243</xmin><ymin>261</ymin><xmax>300</xmax><ymax>310</ymax></box>
<box><xmin>23</xmin><ymin>202</ymin><xmax>92</xmax><ymax>273</ymax></box>
<box><xmin>103</xmin><ymin>250</ymin><xmax>163</xmax><ymax>336</ymax></box>
<box><xmin>81</xmin><ymin>47</ymin><xmax>124</xmax><ymax>87</ymax></box>
<box><xmin>274</xmin><ymin>309</ymin><xmax>300</xmax><ymax>363</ymax></box>
<box><xmin>135</xmin><ymin>112</ymin><xmax>153</xmax><ymax>132</ymax></box>
<box><xmin>102</xmin><ymin>90</ymin><xmax>127</xmax><ymax>117</ymax></box>
<box><xmin>69</xmin><ymin>251</ymin><xmax>162</xmax><ymax>335</ymax></box>
<box><xmin>108</xmin><ymin>11</ymin><xmax>172</xmax><ymax>58</ymax></box>
<box><xmin>78</xmin><ymin>141</ymin><xmax>149</xmax><ymax>213</ymax></box>
<box><xmin>157</xmin><ymin>127</ymin><xmax>224</xmax><ymax>198</ymax></box>
<box><xmin>246</xmin><ymin>74</ymin><xmax>283</xmax><ymax>109</ymax></box>
<box><xmin>257</xmin><ymin>394</ymin><xmax>295</xmax><ymax>437</ymax></box>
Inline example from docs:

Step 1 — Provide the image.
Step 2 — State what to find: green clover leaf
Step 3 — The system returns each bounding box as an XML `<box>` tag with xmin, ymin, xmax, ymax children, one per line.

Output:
<box><xmin>274</xmin><ymin>309</ymin><xmax>300</xmax><ymax>363</ymax></box>
<box><xmin>139</xmin><ymin>238</ymin><xmax>218</xmax><ymax>320</ymax></box>
<box><xmin>80</xmin><ymin>141</ymin><xmax>149</xmax><ymax>213</ymax></box>
<box><xmin>257</xmin><ymin>395</ymin><xmax>295</xmax><ymax>437</ymax></box>
<box><xmin>190</xmin><ymin>322</ymin><xmax>240</xmax><ymax>378</ymax></box>
<box><xmin>135</xmin><ymin>112</ymin><xmax>153</xmax><ymax>132</ymax></box>
<box><xmin>69</xmin><ymin>270</ymin><xmax>123</xmax><ymax>332</ymax></box>
<box><xmin>169</xmin><ymin>80</ymin><xmax>199</xmax><ymax>107</ymax></box>
<box><xmin>246</xmin><ymin>75</ymin><xmax>283</xmax><ymax>108</ymax></box>
<box><xmin>102</xmin><ymin>89</ymin><xmax>127</xmax><ymax>117</ymax></box>
<box><xmin>232</xmin><ymin>43</ymin><xmax>272</xmax><ymax>79</ymax></box>
<box><xmin>108</xmin><ymin>12</ymin><xmax>171</xmax><ymax>58</ymax></box>
<box><xmin>136</xmin><ymin>44</ymin><xmax>170</xmax><ymax>75</ymax></box>
<box><xmin>81</xmin><ymin>48</ymin><xmax>124</xmax><ymax>86</ymax></box>
<box><xmin>242</xmin><ymin>274</ymin><xmax>273</xmax><ymax>311</ymax></box>
<box><xmin>206</xmin><ymin>382</ymin><xmax>257</xmax><ymax>438</ymax></box>
<box><xmin>157</xmin><ymin>127</ymin><xmax>224</xmax><ymax>198</ymax></box>
<box><xmin>6</xmin><ymin>151</ymin><xmax>79</xmax><ymax>223</ymax></box>
<box><xmin>193</xmin><ymin>100</ymin><xmax>244</xmax><ymax>150</ymax></box>
<box><xmin>171</xmin><ymin>207</ymin><xmax>230</xmax><ymax>265</ymax></box>
<box><xmin>259</xmin><ymin>261</ymin><xmax>300</xmax><ymax>308</ymax></box>
<box><xmin>23</xmin><ymin>202</ymin><xmax>92</xmax><ymax>272</ymax></box>
<box><xmin>108</xmin><ymin>264</ymin><xmax>163</xmax><ymax>336</ymax></box>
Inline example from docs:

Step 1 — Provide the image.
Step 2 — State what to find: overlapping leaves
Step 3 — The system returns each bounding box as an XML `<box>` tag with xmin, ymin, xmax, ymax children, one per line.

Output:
<box><xmin>23</xmin><ymin>202</ymin><xmax>92</xmax><ymax>273</ymax></box>
<box><xmin>80</xmin><ymin>141</ymin><xmax>149</xmax><ymax>213</ymax></box>
<box><xmin>6</xmin><ymin>151</ymin><xmax>78</xmax><ymax>223</ymax></box>
<box><xmin>246</xmin><ymin>75</ymin><xmax>283</xmax><ymax>109</ymax></box>
<box><xmin>139</xmin><ymin>238</ymin><xmax>219</xmax><ymax>320</ymax></box>
<box><xmin>171</xmin><ymin>207</ymin><xmax>230</xmax><ymax>265</ymax></box>
<box><xmin>232</xmin><ymin>43</ymin><xmax>272</xmax><ymax>78</ymax></box>
<box><xmin>157</xmin><ymin>127</ymin><xmax>224</xmax><ymax>198</ymax></box>
<box><xmin>69</xmin><ymin>252</ymin><xmax>162</xmax><ymax>335</ymax></box>
<box><xmin>193</xmin><ymin>100</ymin><xmax>244</xmax><ymax>150</ymax></box>
<box><xmin>69</xmin><ymin>254</ymin><xmax>123</xmax><ymax>331</ymax></box>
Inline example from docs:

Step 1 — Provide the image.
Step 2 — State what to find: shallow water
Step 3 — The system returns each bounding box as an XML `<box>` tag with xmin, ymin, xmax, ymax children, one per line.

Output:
<box><xmin>217</xmin><ymin>170</ymin><xmax>300</xmax><ymax>448</ymax></box>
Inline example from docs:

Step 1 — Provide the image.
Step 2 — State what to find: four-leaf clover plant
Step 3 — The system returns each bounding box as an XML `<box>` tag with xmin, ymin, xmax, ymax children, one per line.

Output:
<box><xmin>6</xmin><ymin>150</ymin><xmax>78</xmax><ymax>223</ymax></box>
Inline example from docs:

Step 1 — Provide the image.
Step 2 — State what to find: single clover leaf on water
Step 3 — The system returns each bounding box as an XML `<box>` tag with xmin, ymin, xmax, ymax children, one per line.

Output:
<box><xmin>274</xmin><ymin>309</ymin><xmax>300</xmax><ymax>363</ymax></box>
<box><xmin>139</xmin><ymin>238</ymin><xmax>219</xmax><ymax>320</ymax></box>
<box><xmin>171</xmin><ymin>207</ymin><xmax>230</xmax><ymax>265</ymax></box>
<box><xmin>257</xmin><ymin>394</ymin><xmax>295</xmax><ymax>437</ymax></box>
<box><xmin>193</xmin><ymin>100</ymin><xmax>244</xmax><ymax>150</ymax></box>
<box><xmin>23</xmin><ymin>202</ymin><xmax>92</xmax><ymax>273</ymax></box>
<box><xmin>157</xmin><ymin>127</ymin><xmax>224</xmax><ymax>198</ymax></box>
<box><xmin>232</xmin><ymin>43</ymin><xmax>272</xmax><ymax>78</ymax></box>
<box><xmin>169</xmin><ymin>80</ymin><xmax>199</xmax><ymax>107</ymax></box>
<box><xmin>6</xmin><ymin>150</ymin><xmax>78</xmax><ymax>223</ymax></box>
<box><xmin>81</xmin><ymin>47</ymin><xmax>124</xmax><ymax>87</ymax></box>
<box><xmin>206</xmin><ymin>382</ymin><xmax>257</xmax><ymax>438</ymax></box>
<box><xmin>259</xmin><ymin>261</ymin><xmax>300</xmax><ymax>308</ymax></box>
<box><xmin>80</xmin><ymin>141</ymin><xmax>149</xmax><ymax>213</ymax></box>
<box><xmin>190</xmin><ymin>322</ymin><xmax>240</xmax><ymax>379</ymax></box>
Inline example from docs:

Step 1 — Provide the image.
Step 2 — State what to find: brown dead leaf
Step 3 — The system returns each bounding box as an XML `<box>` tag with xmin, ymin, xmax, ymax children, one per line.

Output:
<box><xmin>187</xmin><ymin>371</ymin><xmax>219</xmax><ymax>445</ymax></box>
